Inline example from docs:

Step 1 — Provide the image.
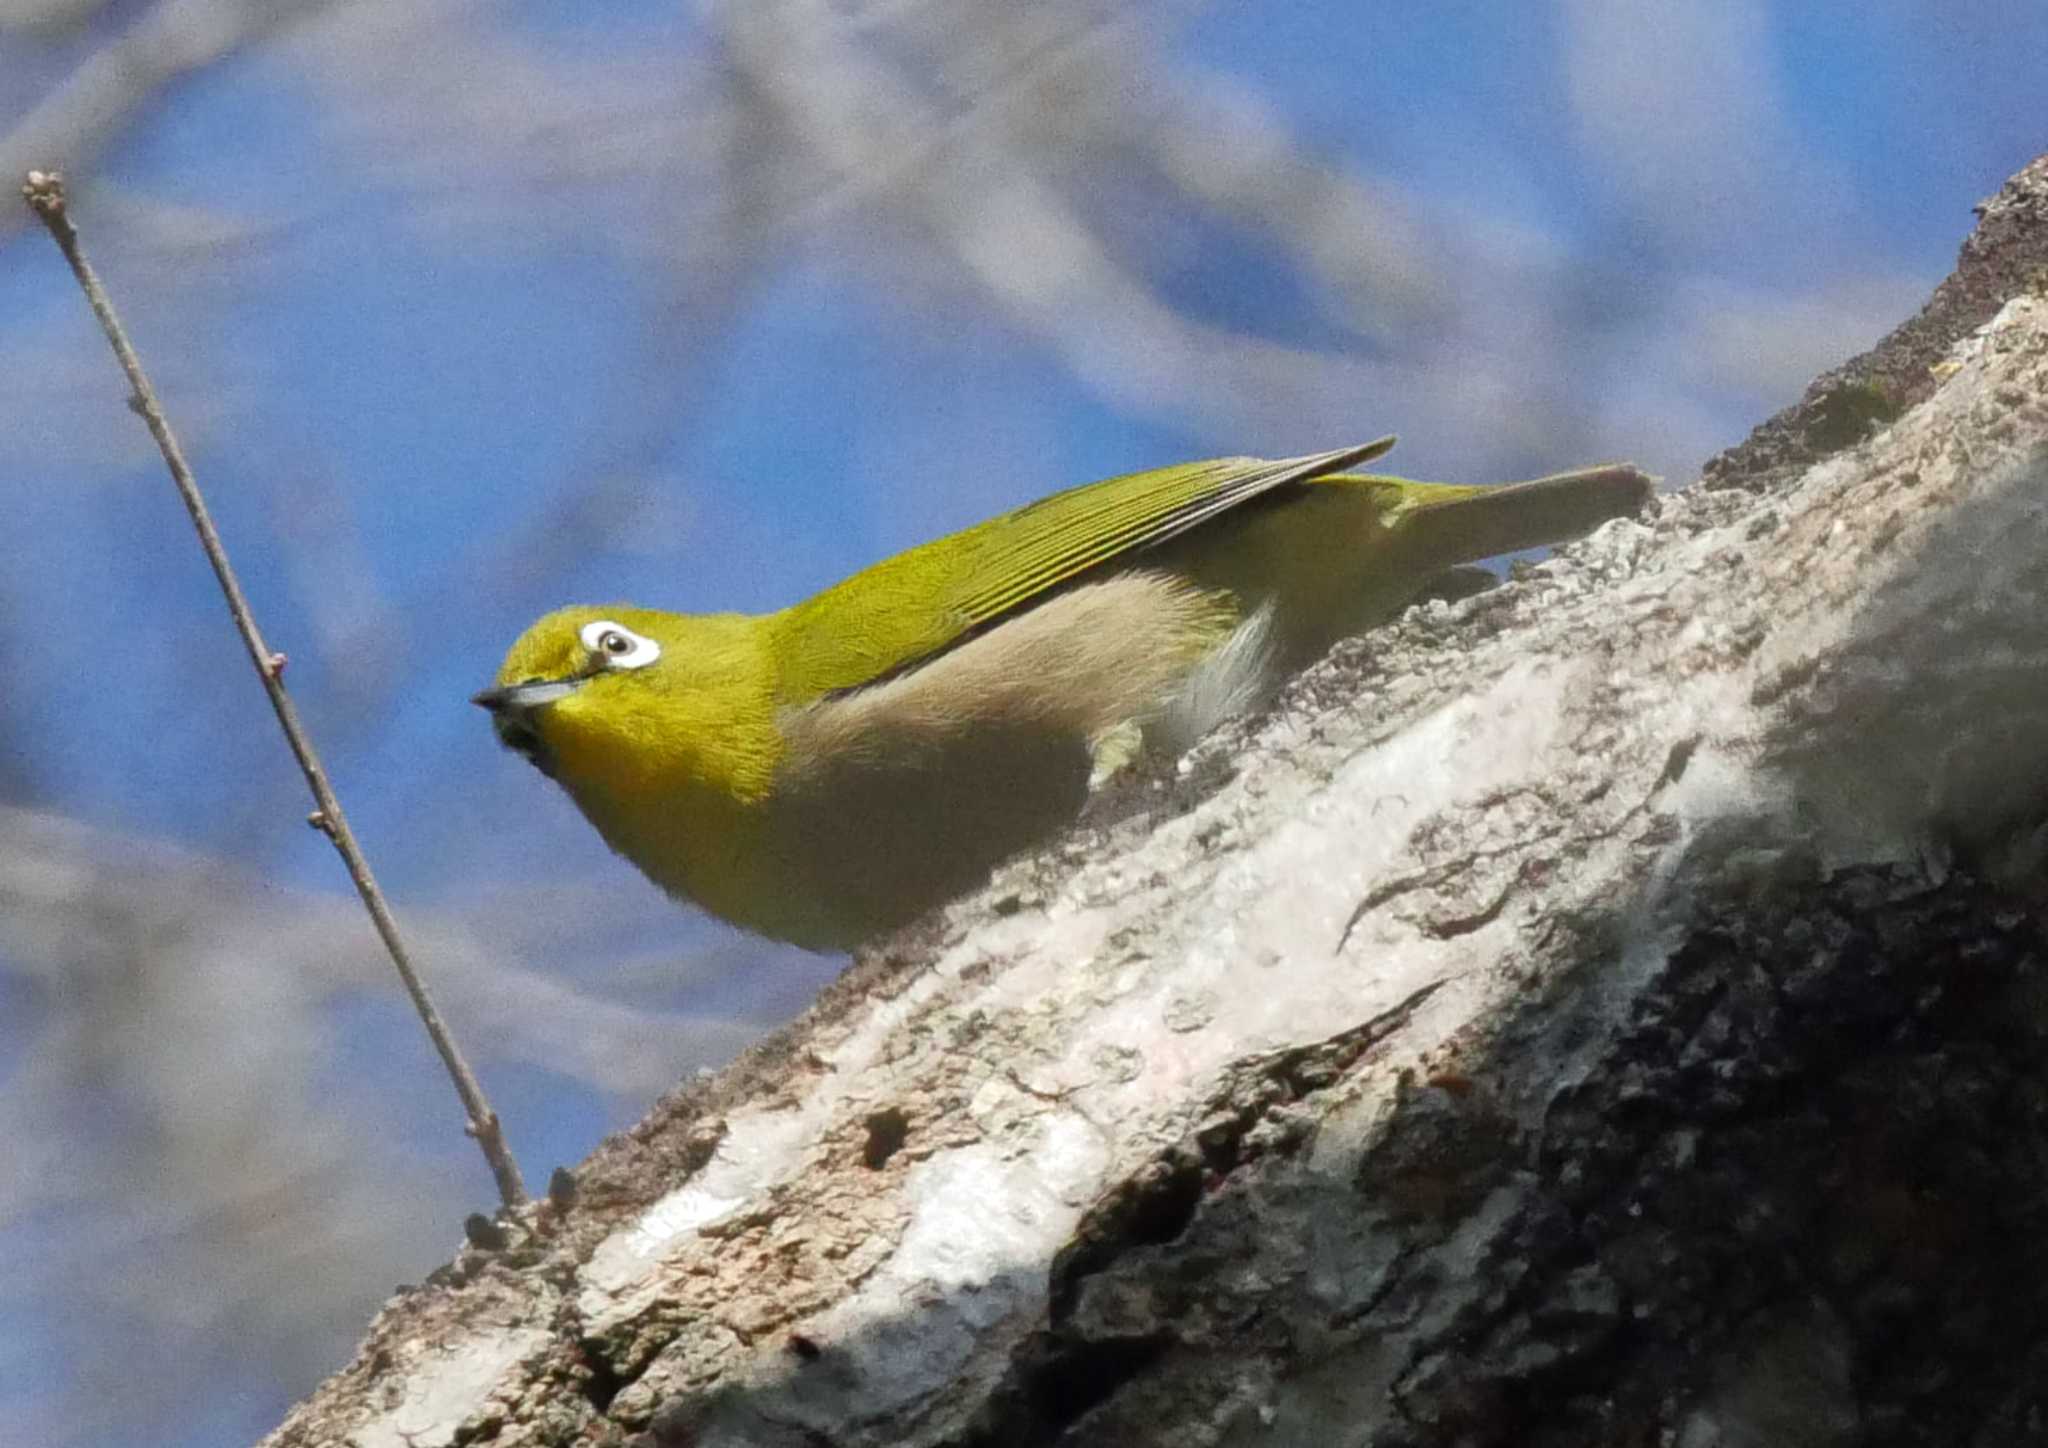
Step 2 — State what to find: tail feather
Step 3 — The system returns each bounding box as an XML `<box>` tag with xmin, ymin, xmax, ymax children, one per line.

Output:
<box><xmin>1379</xmin><ymin>464</ymin><xmax>1654</xmax><ymax>567</ymax></box>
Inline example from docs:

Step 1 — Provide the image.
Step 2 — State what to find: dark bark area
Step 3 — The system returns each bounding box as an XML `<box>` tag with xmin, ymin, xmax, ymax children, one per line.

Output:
<box><xmin>1019</xmin><ymin>865</ymin><xmax>2048</xmax><ymax>1448</ymax></box>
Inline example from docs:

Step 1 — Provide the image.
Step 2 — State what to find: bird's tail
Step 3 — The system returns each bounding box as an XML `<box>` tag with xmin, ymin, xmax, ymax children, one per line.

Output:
<box><xmin>1365</xmin><ymin>464</ymin><xmax>1655</xmax><ymax>567</ymax></box>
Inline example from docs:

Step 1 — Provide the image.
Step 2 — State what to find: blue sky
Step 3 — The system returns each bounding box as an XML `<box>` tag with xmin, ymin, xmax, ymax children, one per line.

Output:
<box><xmin>2</xmin><ymin>2</ymin><xmax>2045</xmax><ymax>1444</ymax></box>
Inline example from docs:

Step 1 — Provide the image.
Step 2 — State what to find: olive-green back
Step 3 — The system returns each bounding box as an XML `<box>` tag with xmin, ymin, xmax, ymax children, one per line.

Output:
<box><xmin>770</xmin><ymin>439</ymin><xmax>1398</xmax><ymax>702</ymax></box>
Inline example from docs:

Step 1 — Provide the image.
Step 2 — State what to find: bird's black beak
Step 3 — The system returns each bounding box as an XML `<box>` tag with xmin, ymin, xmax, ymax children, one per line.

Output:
<box><xmin>472</xmin><ymin>678</ymin><xmax>582</xmax><ymax>713</ymax></box>
<box><xmin>473</xmin><ymin>678</ymin><xmax>581</xmax><ymax>778</ymax></box>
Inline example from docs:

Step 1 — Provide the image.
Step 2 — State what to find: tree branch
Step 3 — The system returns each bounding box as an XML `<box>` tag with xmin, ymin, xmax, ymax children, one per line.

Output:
<box><xmin>21</xmin><ymin>169</ymin><xmax>526</xmax><ymax>1210</ymax></box>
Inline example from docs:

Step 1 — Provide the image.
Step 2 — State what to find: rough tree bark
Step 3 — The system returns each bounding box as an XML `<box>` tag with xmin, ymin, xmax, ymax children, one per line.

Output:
<box><xmin>263</xmin><ymin>154</ymin><xmax>2048</xmax><ymax>1448</ymax></box>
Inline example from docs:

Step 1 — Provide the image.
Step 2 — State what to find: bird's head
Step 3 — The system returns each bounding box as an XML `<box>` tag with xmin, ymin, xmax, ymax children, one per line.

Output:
<box><xmin>475</xmin><ymin>604</ymin><xmax>781</xmax><ymax>810</ymax></box>
<box><xmin>472</xmin><ymin>606</ymin><xmax>680</xmax><ymax>779</ymax></box>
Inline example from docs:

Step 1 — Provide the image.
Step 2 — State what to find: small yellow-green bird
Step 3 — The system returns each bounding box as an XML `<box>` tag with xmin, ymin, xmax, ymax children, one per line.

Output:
<box><xmin>477</xmin><ymin>439</ymin><xmax>1648</xmax><ymax>949</ymax></box>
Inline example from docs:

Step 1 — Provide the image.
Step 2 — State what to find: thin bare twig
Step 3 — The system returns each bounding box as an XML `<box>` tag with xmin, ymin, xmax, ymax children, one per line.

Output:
<box><xmin>21</xmin><ymin>169</ymin><xmax>528</xmax><ymax>1210</ymax></box>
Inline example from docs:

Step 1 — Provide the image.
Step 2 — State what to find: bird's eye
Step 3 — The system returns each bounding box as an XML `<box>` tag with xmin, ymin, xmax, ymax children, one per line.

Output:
<box><xmin>577</xmin><ymin>619</ymin><xmax>661</xmax><ymax>670</ymax></box>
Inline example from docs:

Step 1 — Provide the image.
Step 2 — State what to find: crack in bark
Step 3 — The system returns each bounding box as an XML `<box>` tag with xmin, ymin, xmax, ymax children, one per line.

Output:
<box><xmin>1336</xmin><ymin>828</ymin><xmax>1568</xmax><ymax>954</ymax></box>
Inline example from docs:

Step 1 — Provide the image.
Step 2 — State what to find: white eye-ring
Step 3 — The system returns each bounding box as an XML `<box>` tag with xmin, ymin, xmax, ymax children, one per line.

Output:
<box><xmin>578</xmin><ymin>619</ymin><xmax>662</xmax><ymax>670</ymax></box>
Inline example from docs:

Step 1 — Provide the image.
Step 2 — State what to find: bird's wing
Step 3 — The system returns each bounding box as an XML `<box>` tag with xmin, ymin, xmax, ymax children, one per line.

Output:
<box><xmin>772</xmin><ymin>437</ymin><xmax>1397</xmax><ymax>700</ymax></box>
